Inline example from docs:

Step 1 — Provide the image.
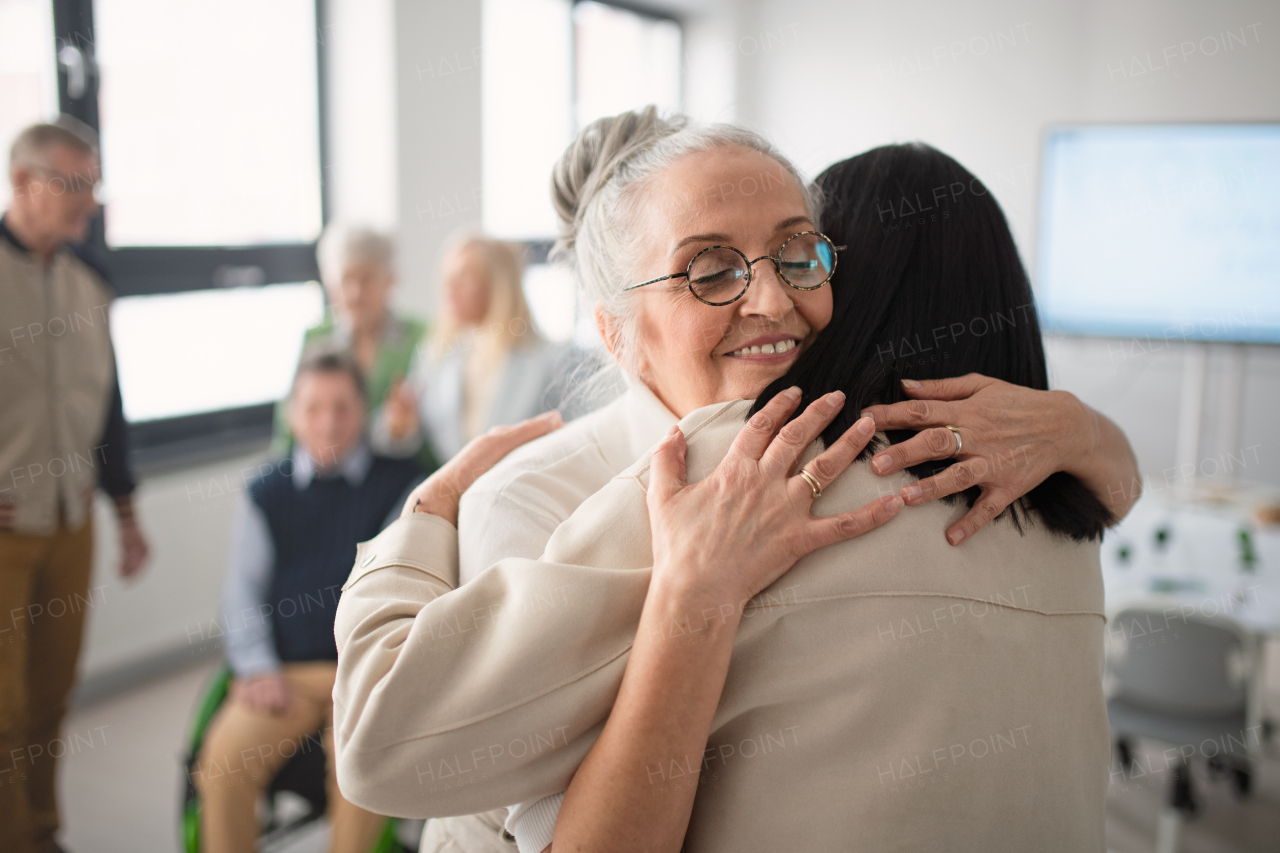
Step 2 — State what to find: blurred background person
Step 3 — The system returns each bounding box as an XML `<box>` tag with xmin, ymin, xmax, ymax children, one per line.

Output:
<box><xmin>272</xmin><ymin>223</ymin><xmax>432</xmax><ymax>470</ymax></box>
<box><xmin>377</xmin><ymin>233</ymin><xmax>580</xmax><ymax>462</ymax></box>
<box><xmin>0</xmin><ymin>117</ymin><xmax>149</xmax><ymax>853</ymax></box>
<box><xmin>194</xmin><ymin>351</ymin><xmax>422</xmax><ymax>853</ymax></box>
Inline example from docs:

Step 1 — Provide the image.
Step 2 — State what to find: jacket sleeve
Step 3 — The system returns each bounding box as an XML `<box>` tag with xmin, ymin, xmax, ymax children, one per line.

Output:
<box><xmin>332</xmin><ymin>479</ymin><xmax>655</xmax><ymax>819</ymax></box>
<box><xmin>221</xmin><ymin>494</ymin><xmax>280</xmax><ymax>677</ymax></box>
<box><xmin>96</xmin><ymin>374</ymin><xmax>136</xmax><ymax>497</ymax></box>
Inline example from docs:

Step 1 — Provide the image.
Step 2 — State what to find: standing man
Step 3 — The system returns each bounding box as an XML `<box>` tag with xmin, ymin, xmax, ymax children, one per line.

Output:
<box><xmin>1</xmin><ymin>117</ymin><xmax>150</xmax><ymax>853</ymax></box>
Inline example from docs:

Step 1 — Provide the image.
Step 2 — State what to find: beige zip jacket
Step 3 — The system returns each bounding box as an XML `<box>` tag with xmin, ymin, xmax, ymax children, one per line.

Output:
<box><xmin>334</xmin><ymin>398</ymin><xmax>1108</xmax><ymax>851</ymax></box>
<box><xmin>0</xmin><ymin>230</ymin><xmax>117</xmax><ymax>533</ymax></box>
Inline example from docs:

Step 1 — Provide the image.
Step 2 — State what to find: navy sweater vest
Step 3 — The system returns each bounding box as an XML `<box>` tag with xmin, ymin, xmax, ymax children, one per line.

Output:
<box><xmin>249</xmin><ymin>455</ymin><xmax>423</xmax><ymax>663</ymax></box>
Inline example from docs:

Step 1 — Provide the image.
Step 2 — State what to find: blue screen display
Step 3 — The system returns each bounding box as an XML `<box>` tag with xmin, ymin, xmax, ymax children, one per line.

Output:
<box><xmin>1036</xmin><ymin>124</ymin><xmax>1280</xmax><ymax>344</ymax></box>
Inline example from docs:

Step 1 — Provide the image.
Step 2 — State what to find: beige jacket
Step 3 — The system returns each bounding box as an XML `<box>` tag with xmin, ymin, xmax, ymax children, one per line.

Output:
<box><xmin>334</xmin><ymin>399</ymin><xmax>1108</xmax><ymax>851</ymax></box>
<box><xmin>0</xmin><ymin>233</ymin><xmax>116</xmax><ymax>534</ymax></box>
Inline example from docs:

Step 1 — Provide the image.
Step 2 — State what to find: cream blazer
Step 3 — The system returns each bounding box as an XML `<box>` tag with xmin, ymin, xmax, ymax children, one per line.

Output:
<box><xmin>334</xmin><ymin>399</ymin><xmax>1109</xmax><ymax>852</ymax></box>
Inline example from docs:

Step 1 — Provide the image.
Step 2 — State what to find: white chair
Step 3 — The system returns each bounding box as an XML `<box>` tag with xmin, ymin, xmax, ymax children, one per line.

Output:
<box><xmin>1105</xmin><ymin>606</ymin><xmax>1259</xmax><ymax>853</ymax></box>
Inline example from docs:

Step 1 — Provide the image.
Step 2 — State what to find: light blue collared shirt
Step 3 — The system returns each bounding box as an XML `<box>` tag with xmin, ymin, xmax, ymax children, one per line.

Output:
<box><xmin>221</xmin><ymin>442</ymin><xmax>373</xmax><ymax>677</ymax></box>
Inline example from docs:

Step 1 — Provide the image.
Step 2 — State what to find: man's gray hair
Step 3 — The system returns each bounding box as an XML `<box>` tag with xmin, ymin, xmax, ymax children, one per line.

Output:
<box><xmin>9</xmin><ymin>115</ymin><xmax>99</xmax><ymax>171</ymax></box>
<box><xmin>316</xmin><ymin>222</ymin><xmax>395</xmax><ymax>284</ymax></box>
<box><xmin>550</xmin><ymin>106</ymin><xmax>819</xmax><ymax>372</ymax></box>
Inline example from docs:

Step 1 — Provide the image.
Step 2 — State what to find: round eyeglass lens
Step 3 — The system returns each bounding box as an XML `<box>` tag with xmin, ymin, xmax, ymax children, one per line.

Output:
<box><xmin>688</xmin><ymin>247</ymin><xmax>750</xmax><ymax>304</ymax></box>
<box><xmin>779</xmin><ymin>233</ymin><xmax>835</xmax><ymax>288</ymax></box>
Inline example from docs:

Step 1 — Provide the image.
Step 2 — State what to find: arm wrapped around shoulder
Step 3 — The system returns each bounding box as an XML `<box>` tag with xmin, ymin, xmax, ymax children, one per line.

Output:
<box><xmin>332</xmin><ymin>488</ymin><xmax>655</xmax><ymax>818</ymax></box>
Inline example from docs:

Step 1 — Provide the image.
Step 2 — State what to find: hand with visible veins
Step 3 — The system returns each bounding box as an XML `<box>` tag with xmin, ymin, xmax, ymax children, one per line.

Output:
<box><xmin>646</xmin><ymin>387</ymin><xmax>904</xmax><ymax>606</ymax></box>
<box><xmin>400</xmin><ymin>410</ymin><xmax>564</xmax><ymax>526</ymax></box>
<box><xmin>861</xmin><ymin>374</ymin><xmax>1140</xmax><ymax>545</ymax></box>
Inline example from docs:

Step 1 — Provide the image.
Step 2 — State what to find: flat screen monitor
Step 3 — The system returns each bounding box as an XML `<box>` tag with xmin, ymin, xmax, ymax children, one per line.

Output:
<box><xmin>1035</xmin><ymin>123</ymin><xmax>1280</xmax><ymax>344</ymax></box>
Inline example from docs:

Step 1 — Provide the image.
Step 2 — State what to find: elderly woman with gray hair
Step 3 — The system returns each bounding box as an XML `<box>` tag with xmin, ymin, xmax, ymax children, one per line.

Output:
<box><xmin>271</xmin><ymin>223</ymin><xmax>429</xmax><ymax>466</ymax></box>
<box><xmin>332</xmin><ymin>108</ymin><xmax>1140</xmax><ymax>851</ymax></box>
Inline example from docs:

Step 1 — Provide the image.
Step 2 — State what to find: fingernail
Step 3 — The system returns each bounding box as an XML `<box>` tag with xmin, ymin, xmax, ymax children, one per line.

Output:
<box><xmin>881</xmin><ymin>495</ymin><xmax>904</xmax><ymax>512</ymax></box>
<box><xmin>902</xmin><ymin>378</ymin><xmax>921</xmax><ymax>390</ymax></box>
<box><xmin>948</xmin><ymin>528</ymin><xmax>966</xmax><ymax>546</ymax></box>
<box><xmin>826</xmin><ymin>390</ymin><xmax>845</xmax><ymax>410</ymax></box>
<box><xmin>541</xmin><ymin>410</ymin><xmax>562</xmax><ymax>424</ymax></box>
<box><xmin>871</xmin><ymin>454</ymin><xmax>891</xmax><ymax>474</ymax></box>
<box><xmin>856</xmin><ymin>416</ymin><xmax>874</xmax><ymax>436</ymax></box>
<box><xmin>786</xmin><ymin>386</ymin><xmax>802</xmax><ymax>400</ymax></box>
<box><xmin>902</xmin><ymin>483</ymin><xmax>922</xmax><ymax>501</ymax></box>
<box><xmin>860</xmin><ymin>410</ymin><xmax>874</xmax><ymax>422</ymax></box>
<box><xmin>667</xmin><ymin>424</ymin><xmax>680</xmax><ymax>436</ymax></box>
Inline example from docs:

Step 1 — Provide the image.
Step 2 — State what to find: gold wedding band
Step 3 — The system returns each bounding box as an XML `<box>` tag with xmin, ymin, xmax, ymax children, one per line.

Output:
<box><xmin>945</xmin><ymin>425</ymin><xmax>963</xmax><ymax>455</ymax></box>
<box><xmin>799</xmin><ymin>468</ymin><xmax>823</xmax><ymax>499</ymax></box>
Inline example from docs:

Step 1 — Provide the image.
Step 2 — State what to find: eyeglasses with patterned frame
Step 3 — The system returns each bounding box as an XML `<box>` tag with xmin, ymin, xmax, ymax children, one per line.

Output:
<box><xmin>621</xmin><ymin>230</ymin><xmax>845</xmax><ymax>307</ymax></box>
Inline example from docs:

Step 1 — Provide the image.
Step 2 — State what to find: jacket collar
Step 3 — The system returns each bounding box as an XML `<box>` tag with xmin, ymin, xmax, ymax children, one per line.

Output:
<box><xmin>0</xmin><ymin>214</ymin><xmax>32</xmax><ymax>254</ymax></box>
<box><xmin>597</xmin><ymin>374</ymin><xmax>679</xmax><ymax>475</ymax></box>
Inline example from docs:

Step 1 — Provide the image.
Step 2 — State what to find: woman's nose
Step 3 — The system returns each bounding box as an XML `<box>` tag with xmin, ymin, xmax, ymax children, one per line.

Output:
<box><xmin>738</xmin><ymin>261</ymin><xmax>794</xmax><ymax>322</ymax></box>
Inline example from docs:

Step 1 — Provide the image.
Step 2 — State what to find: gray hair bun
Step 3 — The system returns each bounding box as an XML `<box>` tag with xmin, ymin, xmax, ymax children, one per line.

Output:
<box><xmin>550</xmin><ymin>106</ymin><xmax>685</xmax><ymax>266</ymax></box>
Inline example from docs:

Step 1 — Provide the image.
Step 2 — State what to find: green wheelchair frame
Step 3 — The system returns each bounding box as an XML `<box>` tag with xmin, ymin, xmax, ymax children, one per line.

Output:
<box><xmin>181</xmin><ymin>663</ymin><xmax>404</xmax><ymax>852</ymax></box>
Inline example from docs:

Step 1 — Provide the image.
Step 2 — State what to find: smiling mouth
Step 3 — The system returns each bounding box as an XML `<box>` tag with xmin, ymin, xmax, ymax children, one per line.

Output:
<box><xmin>726</xmin><ymin>338</ymin><xmax>799</xmax><ymax>357</ymax></box>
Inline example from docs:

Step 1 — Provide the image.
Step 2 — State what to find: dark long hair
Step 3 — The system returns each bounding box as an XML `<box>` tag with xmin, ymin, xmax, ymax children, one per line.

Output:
<box><xmin>751</xmin><ymin>143</ymin><xmax>1111</xmax><ymax>541</ymax></box>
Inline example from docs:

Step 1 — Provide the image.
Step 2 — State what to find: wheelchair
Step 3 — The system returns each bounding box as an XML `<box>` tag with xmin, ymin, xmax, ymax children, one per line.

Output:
<box><xmin>182</xmin><ymin>663</ymin><xmax>415</xmax><ymax>852</ymax></box>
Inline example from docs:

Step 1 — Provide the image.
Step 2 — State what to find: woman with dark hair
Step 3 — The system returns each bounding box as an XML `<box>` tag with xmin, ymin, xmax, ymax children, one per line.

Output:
<box><xmin>334</xmin><ymin>124</ymin><xmax>1128</xmax><ymax>853</ymax></box>
<box><xmin>757</xmin><ymin>142</ymin><xmax>1114</xmax><ymax>543</ymax></box>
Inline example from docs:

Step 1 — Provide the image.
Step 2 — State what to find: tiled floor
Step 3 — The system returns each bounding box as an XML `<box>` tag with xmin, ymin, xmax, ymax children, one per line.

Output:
<box><xmin>1104</xmin><ymin>739</ymin><xmax>1280</xmax><ymax>853</ymax></box>
<box><xmin>58</xmin><ymin>659</ymin><xmax>333</xmax><ymax>853</ymax></box>
<box><xmin>55</xmin><ymin>660</ymin><xmax>1280</xmax><ymax>852</ymax></box>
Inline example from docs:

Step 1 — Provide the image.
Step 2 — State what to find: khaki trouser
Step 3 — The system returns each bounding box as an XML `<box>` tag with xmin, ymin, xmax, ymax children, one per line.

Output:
<box><xmin>0</xmin><ymin>521</ymin><xmax>95</xmax><ymax>853</ymax></box>
<box><xmin>193</xmin><ymin>661</ymin><xmax>386</xmax><ymax>853</ymax></box>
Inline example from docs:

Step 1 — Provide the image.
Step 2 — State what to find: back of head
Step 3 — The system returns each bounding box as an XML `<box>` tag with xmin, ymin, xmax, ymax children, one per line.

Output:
<box><xmin>757</xmin><ymin>143</ymin><xmax>1109</xmax><ymax>540</ymax></box>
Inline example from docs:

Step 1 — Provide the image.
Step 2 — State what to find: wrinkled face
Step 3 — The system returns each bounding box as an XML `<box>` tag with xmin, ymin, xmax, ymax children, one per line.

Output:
<box><xmin>287</xmin><ymin>370</ymin><xmax>366</xmax><ymax>469</ymax></box>
<box><xmin>326</xmin><ymin>259</ymin><xmax>394</xmax><ymax>333</ymax></box>
<box><xmin>10</xmin><ymin>144</ymin><xmax>100</xmax><ymax>244</ymax></box>
<box><xmin>442</xmin><ymin>245</ymin><xmax>491</xmax><ymax>326</ymax></box>
<box><xmin>620</xmin><ymin>145</ymin><xmax>833</xmax><ymax>418</ymax></box>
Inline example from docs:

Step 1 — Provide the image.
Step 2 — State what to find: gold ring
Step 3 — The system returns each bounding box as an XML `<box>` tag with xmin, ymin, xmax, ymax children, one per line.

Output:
<box><xmin>799</xmin><ymin>468</ymin><xmax>823</xmax><ymax>499</ymax></box>
<box><xmin>945</xmin><ymin>425</ymin><xmax>963</xmax><ymax>455</ymax></box>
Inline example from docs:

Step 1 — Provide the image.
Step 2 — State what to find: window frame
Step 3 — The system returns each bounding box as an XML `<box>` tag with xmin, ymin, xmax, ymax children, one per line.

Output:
<box><xmin>49</xmin><ymin>0</ymin><xmax>332</xmax><ymax>467</ymax></box>
<box><xmin>512</xmin><ymin>0</ymin><xmax>684</xmax><ymax>318</ymax></box>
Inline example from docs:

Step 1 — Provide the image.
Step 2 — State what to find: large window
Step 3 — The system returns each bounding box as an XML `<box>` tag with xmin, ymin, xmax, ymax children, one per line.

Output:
<box><xmin>573</xmin><ymin>1</ymin><xmax>681</xmax><ymax>131</ymax></box>
<box><xmin>482</xmin><ymin>0</ymin><xmax>683</xmax><ymax>346</ymax></box>
<box><xmin>0</xmin><ymin>0</ymin><xmax>58</xmax><ymax>209</ymax></box>
<box><xmin>111</xmin><ymin>283</ymin><xmax>324</xmax><ymax>422</ymax></box>
<box><xmin>28</xmin><ymin>0</ymin><xmax>330</xmax><ymax>460</ymax></box>
<box><xmin>94</xmin><ymin>0</ymin><xmax>322</xmax><ymax>247</ymax></box>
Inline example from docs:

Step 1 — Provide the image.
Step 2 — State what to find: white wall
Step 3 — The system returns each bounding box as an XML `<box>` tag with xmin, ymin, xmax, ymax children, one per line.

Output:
<box><xmin>81</xmin><ymin>450</ymin><xmax>267</xmax><ymax>681</ymax></box>
<box><xmin>732</xmin><ymin>0</ymin><xmax>1280</xmax><ymax>488</ymax></box>
<box><xmin>391</xmin><ymin>0</ymin><xmax>484</xmax><ymax>321</ymax></box>
<box><xmin>323</xmin><ymin>0</ymin><xmax>398</xmax><ymax>229</ymax></box>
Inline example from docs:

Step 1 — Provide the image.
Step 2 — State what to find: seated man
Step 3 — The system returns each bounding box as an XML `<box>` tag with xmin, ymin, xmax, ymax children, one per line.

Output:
<box><xmin>194</xmin><ymin>351</ymin><xmax>424</xmax><ymax>853</ymax></box>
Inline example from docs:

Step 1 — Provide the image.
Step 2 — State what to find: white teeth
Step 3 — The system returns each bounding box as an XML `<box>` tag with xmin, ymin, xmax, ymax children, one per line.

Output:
<box><xmin>728</xmin><ymin>339</ymin><xmax>798</xmax><ymax>357</ymax></box>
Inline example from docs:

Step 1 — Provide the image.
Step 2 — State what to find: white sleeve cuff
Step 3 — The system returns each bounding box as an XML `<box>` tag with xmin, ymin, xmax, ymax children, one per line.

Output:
<box><xmin>504</xmin><ymin>792</ymin><xmax>564</xmax><ymax>853</ymax></box>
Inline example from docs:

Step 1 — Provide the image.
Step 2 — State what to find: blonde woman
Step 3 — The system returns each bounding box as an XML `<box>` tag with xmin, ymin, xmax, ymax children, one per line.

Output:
<box><xmin>380</xmin><ymin>234</ymin><xmax>578</xmax><ymax>462</ymax></box>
